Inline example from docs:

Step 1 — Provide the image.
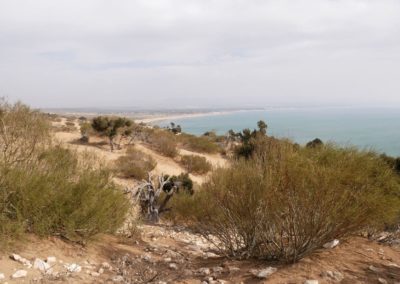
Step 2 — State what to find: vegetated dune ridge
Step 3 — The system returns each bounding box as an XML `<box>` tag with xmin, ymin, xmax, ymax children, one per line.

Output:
<box><xmin>0</xmin><ymin>117</ymin><xmax>399</xmax><ymax>284</ymax></box>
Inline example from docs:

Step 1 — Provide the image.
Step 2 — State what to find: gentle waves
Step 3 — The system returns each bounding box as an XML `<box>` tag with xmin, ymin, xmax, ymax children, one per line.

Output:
<box><xmin>157</xmin><ymin>107</ymin><xmax>400</xmax><ymax>157</ymax></box>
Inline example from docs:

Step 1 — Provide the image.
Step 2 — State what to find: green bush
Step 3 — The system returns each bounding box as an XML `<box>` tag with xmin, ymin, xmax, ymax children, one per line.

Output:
<box><xmin>178</xmin><ymin>133</ymin><xmax>220</xmax><ymax>154</ymax></box>
<box><xmin>115</xmin><ymin>146</ymin><xmax>157</xmax><ymax>180</ymax></box>
<box><xmin>180</xmin><ymin>155</ymin><xmax>212</xmax><ymax>174</ymax></box>
<box><xmin>0</xmin><ymin>101</ymin><xmax>129</xmax><ymax>247</ymax></box>
<box><xmin>173</xmin><ymin>139</ymin><xmax>400</xmax><ymax>263</ymax></box>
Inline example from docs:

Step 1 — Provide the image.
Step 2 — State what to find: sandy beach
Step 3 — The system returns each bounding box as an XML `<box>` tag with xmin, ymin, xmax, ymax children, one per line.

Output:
<box><xmin>134</xmin><ymin>110</ymin><xmax>238</xmax><ymax>124</ymax></box>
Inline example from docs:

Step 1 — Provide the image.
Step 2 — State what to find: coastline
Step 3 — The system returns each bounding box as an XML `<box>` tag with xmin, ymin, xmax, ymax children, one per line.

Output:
<box><xmin>134</xmin><ymin>110</ymin><xmax>243</xmax><ymax>124</ymax></box>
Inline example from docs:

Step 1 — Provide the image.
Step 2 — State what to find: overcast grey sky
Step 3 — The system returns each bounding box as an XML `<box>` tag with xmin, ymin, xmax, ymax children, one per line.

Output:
<box><xmin>1</xmin><ymin>0</ymin><xmax>400</xmax><ymax>109</ymax></box>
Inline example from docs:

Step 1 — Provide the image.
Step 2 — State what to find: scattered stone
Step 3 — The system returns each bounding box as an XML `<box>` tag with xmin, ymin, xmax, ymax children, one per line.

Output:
<box><xmin>183</xmin><ymin>269</ymin><xmax>193</xmax><ymax>276</ymax></box>
<box><xmin>228</xmin><ymin>266</ymin><xmax>240</xmax><ymax>273</ymax></box>
<box><xmin>368</xmin><ymin>265</ymin><xmax>382</xmax><ymax>273</ymax></box>
<box><xmin>250</xmin><ymin>267</ymin><xmax>277</xmax><ymax>279</ymax></box>
<box><xmin>304</xmin><ymin>281</ymin><xmax>318</xmax><ymax>284</ymax></box>
<box><xmin>0</xmin><ymin>273</ymin><xmax>5</xmax><ymax>280</ymax></box>
<box><xmin>142</xmin><ymin>254</ymin><xmax>152</xmax><ymax>262</ymax></box>
<box><xmin>10</xmin><ymin>254</ymin><xmax>32</xmax><ymax>268</ymax></box>
<box><xmin>169</xmin><ymin>263</ymin><xmax>178</xmax><ymax>270</ymax></box>
<box><xmin>198</xmin><ymin>267</ymin><xmax>211</xmax><ymax>276</ymax></box>
<box><xmin>90</xmin><ymin>271</ymin><xmax>100</xmax><ymax>277</ymax></box>
<box><xmin>212</xmin><ymin>266</ymin><xmax>224</xmax><ymax>274</ymax></box>
<box><xmin>112</xmin><ymin>275</ymin><xmax>124</xmax><ymax>282</ymax></box>
<box><xmin>65</xmin><ymin>263</ymin><xmax>82</xmax><ymax>273</ymax></box>
<box><xmin>46</xmin><ymin>256</ymin><xmax>57</xmax><ymax>263</ymax></box>
<box><xmin>98</xmin><ymin>268</ymin><xmax>105</xmax><ymax>274</ymax></box>
<box><xmin>11</xmin><ymin>270</ymin><xmax>27</xmax><ymax>279</ymax></box>
<box><xmin>323</xmin><ymin>239</ymin><xmax>340</xmax><ymax>249</ymax></box>
<box><xmin>377</xmin><ymin>232</ymin><xmax>390</xmax><ymax>242</ymax></box>
<box><xmin>102</xmin><ymin>262</ymin><xmax>112</xmax><ymax>270</ymax></box>
<box><xmin>33</xmin><ymin>258</ymin><xmax>52</xmax><ymax>272</ymax></box>
<box><xmin>387</xmin><ymin>262</ymin><xmax>400</xmax><ymax>268</ymax></box>
<box><xmin>321</xmin><ymin>270</ymin><xmax>344</xmax><ymax>282</ymax></box>
<box><xmin>203</xmin><ymin>252</ymin><xmax>219</xmax><ymax>259</ymax></box>
<box><xmin>378</xmin><ymin>278</ymin><xmax>388</xmax><ymax>284</ymax></box>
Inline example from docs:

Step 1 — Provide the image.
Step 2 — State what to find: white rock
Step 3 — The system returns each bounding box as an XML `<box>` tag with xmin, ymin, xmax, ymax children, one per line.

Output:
<box><xmin>112</xmin><ymin>275</ymin><xmax>124</xmax><ymax>282</ymax></box>
<box><xmin>378</xmin><ymin>278</ymin><xmax>388</xmax><ymax>284</ymax></box>
<box><xmin>198</xmin><ymin>267</ymin><xmax>211</xmax><ymax>275</ymax></box>
<box><xmin>304</xmin><ymin>281</ymin><xmax>319</xmax><ymax>284</ymax></box>
<box><xmin>228</xmin><ymin>266</ymin><xmax>240</xmax><ymax>273</ymax></box>
<box><xmin>163</xmin><ymin>257</ymin><xmax>172</xmax><ymax>262</ymax></box>
<box><xmin>387</xmin><ymin>262</ymin><xmax>400</xmax><ymax>268</ymax></box>
<box><xmin>98</xmin><ymin>268</ymin><xmax>105</xmax><ymax>274</ymax></box>
<box><xmin>203</xmin><ymin>252</ymin><xmax>219</xmax><ymax>258</ymax></box>
<box><xmin>10</xmin><ymin>254</ymin><xmax>32</xmax><ymax>268</ymax></box>
<box><xmin>90</xmin><ymin>271</ymin><xmax>100</xmax><ymax>277</ymax></box>
<box><xmin>323</xmin><ymin>239</ymin><xmax>340</xmax><ymax>249</ymax></box>
<box><xmin>251</xmin><ymin>267</ymin><xmax>277</xmax><ymax>279</ymax></box>
<box><xmin>321</xmin><ymin>270</ymin><xmax>344</xmax><ymax>282</ymax></box>
<box><xmin>0</xmin><ymin>273</ymin><xmax>5</xmax><ymax>280</ymax></box>
<box><xmin>11</xmin><ymin>270</ymin><xmax>27</xmax><ymax>279</ymax></box>
<box><xmin>212</xmin><ymin>266</ymin><xmax>224</xmax><ymax>273</ymax></box>
<box><xmin>169</xmin><ymin>263</ymin><xmax>178</xmax><ymax>270</ymax></box>
<box><xmin>369</xmin><ymin>265</ymin><xmax>382</xmax><ymax>273</ymax></box>
<box><xmin>46</xmin><ymin>256</ymin><xmax>57</xmax><ymax>263</ymax></box>
<box><xmin>65</xmin><ymin>263</ymin><xmax>82</xmax><ymax>273</ymax></box>
<box><xmin>102</xmin><ymin>262</ymin><xmax>112</xmax><ymax>270</ymax></box>
<box><xmin>33</xmin><ymin>258</ymin><xmax>51</xmax><ymax>272</ymax></box>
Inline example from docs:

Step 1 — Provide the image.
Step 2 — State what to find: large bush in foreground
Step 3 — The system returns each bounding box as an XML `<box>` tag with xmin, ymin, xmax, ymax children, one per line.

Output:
<box><xmin>173</xmin><ymin>138</ymin><xmax>400</xmax><ymax>262</ymax></box>
<box><xmin>0</xmin><ymin>101</ymin><xmax>129</xmax><ymax>246</ymax></box>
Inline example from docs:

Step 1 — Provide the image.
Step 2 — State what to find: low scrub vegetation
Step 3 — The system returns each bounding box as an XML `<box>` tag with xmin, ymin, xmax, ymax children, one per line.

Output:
<box><xmin>178</xmin><ymin>133</ymin><xmax>220</xmax><ymax>154</ymax></box>
<box><xmin>147</xmin><ymin>130</ymin><xmax>178</xmax><ymax>157</ymax></box>
<box><xmin>114</xmin><ymin>146</ymin><xmax>157</xmax><ymax>180</ymax></box>
<box><xmin>180</xmin><ymin>155</ymin><xmax>212</xmax><ymax>174</ymax></box>
<box><xmin>0</xmin><ymin>101</ymin><xmax>129</xmax><ymax>247</ymax></box>
<box><xmin>172</xmin><ymin>137</ymin><xmax>400</xmax><ymax>263</ymax></box>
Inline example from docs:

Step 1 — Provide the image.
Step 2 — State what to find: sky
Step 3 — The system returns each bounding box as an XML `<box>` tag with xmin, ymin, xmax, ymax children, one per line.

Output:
<box><xmin>1</xmin><ymin>0</ymin><xmax>400</xmax><ymax>109</ymax></box>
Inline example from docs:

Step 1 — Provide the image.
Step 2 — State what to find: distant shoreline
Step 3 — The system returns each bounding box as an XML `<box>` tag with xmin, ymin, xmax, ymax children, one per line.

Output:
<box><xmin>135</xmin><ymin>110</ymin><xmax>250</xmax><ymax>124</ymax></box>
<box><xmin>44</xmin><ymin>108</ymin><xmax>263</xmax><ymax>124</ymax></box>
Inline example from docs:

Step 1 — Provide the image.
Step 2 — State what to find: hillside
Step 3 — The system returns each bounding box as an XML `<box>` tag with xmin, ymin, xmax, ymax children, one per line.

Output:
<box><xmin>0</xmin><ymin>115</ymin><xmax>399</xmax><ymax>284</ymax></box>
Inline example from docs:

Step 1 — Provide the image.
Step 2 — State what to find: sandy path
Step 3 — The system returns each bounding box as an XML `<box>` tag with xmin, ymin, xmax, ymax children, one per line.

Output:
<box><xmin>53</xmin><ymin>128</ymin><xmax>226</xmax><ymax>185</ymax></box>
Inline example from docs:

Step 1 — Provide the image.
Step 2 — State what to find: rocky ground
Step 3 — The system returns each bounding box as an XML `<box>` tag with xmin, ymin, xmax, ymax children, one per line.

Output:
<box><xmin>0</xmin><ymin>224</ymin><xmax>400</xmax><ymax>283</ymax></box>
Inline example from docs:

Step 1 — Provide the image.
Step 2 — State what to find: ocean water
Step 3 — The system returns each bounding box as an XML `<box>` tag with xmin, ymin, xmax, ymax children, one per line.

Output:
<box><xmin>156</xmin><ymin>107</ymin><xmax>400</xmax><ymax>157</ymax></box>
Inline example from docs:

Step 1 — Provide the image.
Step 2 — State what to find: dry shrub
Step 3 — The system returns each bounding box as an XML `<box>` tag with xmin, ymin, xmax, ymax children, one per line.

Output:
<box><xmin>173</xmin><ymin>138</ymin><xmax>400</xmax><ymax>262</ymax></box>
<box><xmin>115</xmin><ymin>146</ymin><xmax>157</xmax><ymax>180</ymax></box>
<box><xmin>147</xmin><ymin>130</ymin><xmax>178</xmax><ymax>157</ymax></box>
<box><xmin>0</xmin><ymin>101</ymin><xmax>129</xmax><ymax>247</ymax></box>
<box><xmin>179</xmin><ymin>133</ymin><xmax>220</xmax><ymax>153</ymax></box>
<box><xmin>180</xmin><ymin>155</ymin><xmax>212</xmax><ymax>174</ymax></box>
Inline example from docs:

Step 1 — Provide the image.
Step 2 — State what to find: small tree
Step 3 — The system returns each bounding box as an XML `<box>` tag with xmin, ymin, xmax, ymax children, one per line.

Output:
<box><xmin>167</xmin><ymin>122</ymin><xmax>182</xmax><ymax>135</ymax></box>
<box><xmin>91</xmin><ymin>116</ymin><xmax>132</xmax><ymax>151</ymax></box>
<box><xmin>306</xmin><ymin>138</ymin><xmax>324</xmax><ymax>148</ymax></box>
<box><xmin>257</xmin><ymin>120</ymin><xmax>267</xmax><ymax>135</ymax></box>
<box><xmin>79</xmin><ymin>122</ymin><xmax>92</xmax><ymax>143</ymax></box>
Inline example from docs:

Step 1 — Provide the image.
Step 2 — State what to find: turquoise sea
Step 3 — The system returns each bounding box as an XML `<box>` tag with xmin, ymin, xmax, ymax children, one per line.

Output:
<box><xmin>156</xmin><ymin>107</ymin><xmax>400</xmax><ymax>157</ymax></box>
